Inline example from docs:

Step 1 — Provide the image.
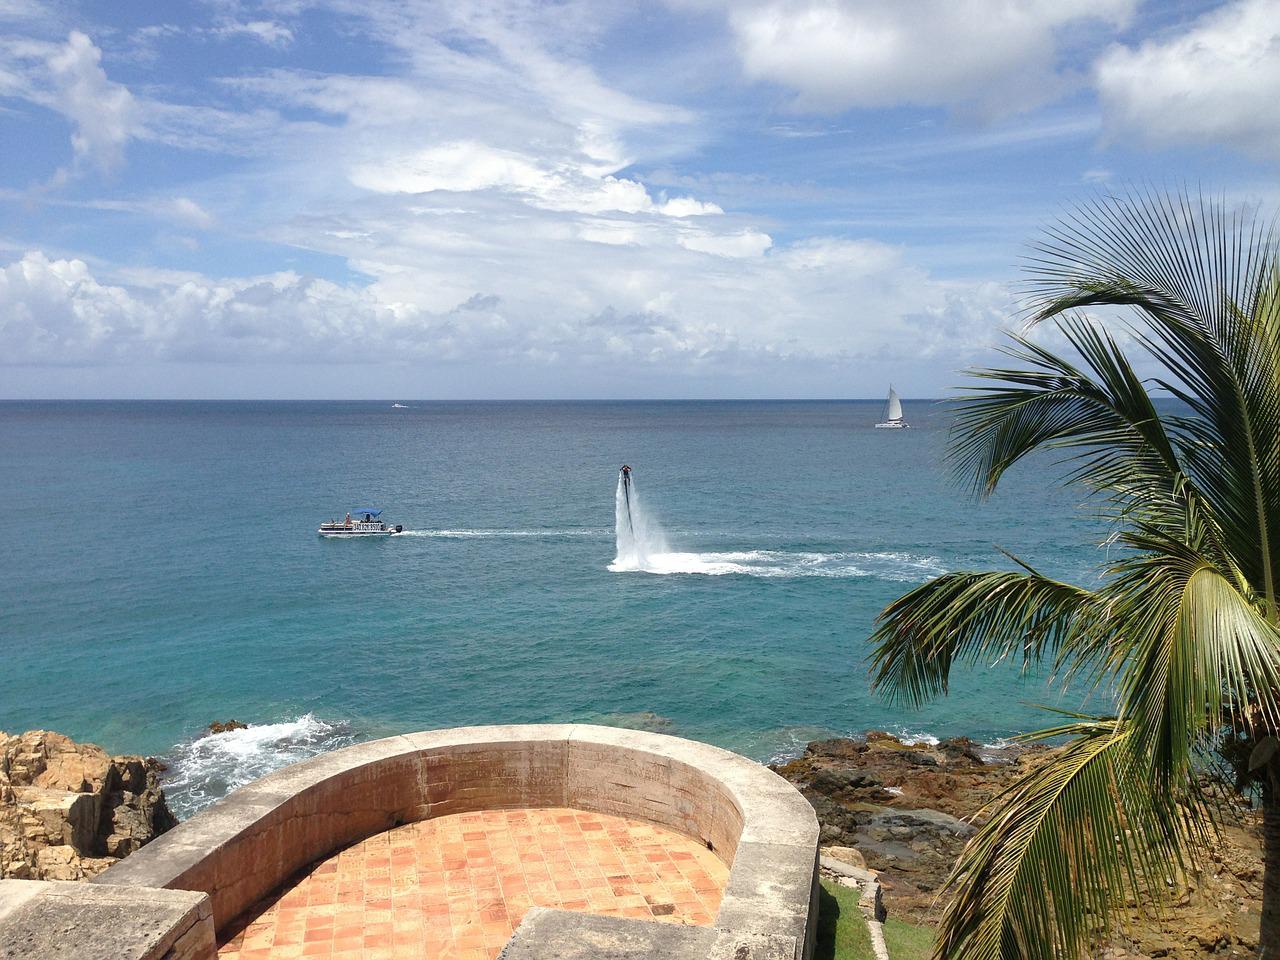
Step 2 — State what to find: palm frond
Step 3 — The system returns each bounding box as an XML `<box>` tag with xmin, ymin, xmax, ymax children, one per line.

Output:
<box><xmin>1102</xmin><ymin>533</ymin><xmax>1280</xmax><ymax>785</ymax></box>
<box><xmin>870</xmin><ymin>570</ymin><xmax>1105</xmax><ymax>707</ymax></box>
<box><xmin>1024</xmin><ymin>189</ymin><xmax>1280</xmax><ymax>613</ymax></box>
<box><xmin>951</xmin><ymin>316</ymin><xmax>1189</xmax><ymax>517</ymax></box>
<box><xmin>935</xmin><ymin>719</ymin><xmax>1205</xmax><ymax>960</ymax></box>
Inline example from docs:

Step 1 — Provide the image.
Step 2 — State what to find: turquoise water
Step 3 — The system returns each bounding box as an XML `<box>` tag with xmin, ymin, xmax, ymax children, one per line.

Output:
<box><xmin>0</xmin><ymin>400</ymin><xmax>1106</xmax><ymax>814</ymax></box>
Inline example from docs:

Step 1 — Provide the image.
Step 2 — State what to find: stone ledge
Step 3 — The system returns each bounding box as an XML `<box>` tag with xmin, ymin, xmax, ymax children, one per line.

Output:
<box><xmin>499</xmin><ymin>907</ymin><xmax>799</xmax><ymax>960</ymax></box>
<box><xmin>0</xmin><ymin>878</ymin><xmax>213</xmax><ymax>960</ymax></box>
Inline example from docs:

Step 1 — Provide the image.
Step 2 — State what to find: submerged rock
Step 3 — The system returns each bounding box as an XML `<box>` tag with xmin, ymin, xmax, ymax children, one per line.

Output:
<box><xmin>0</xmin><ymin>730</ymin><xmax>176</xmax><ymax>881</ymax></box>
<box><xmin>207</xmin><ymin>720</ymin><xmax>249</xmax><ymax>735</ymax></box>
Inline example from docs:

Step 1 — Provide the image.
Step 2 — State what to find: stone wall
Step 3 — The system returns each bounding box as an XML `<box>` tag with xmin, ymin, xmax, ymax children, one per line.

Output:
<box><xmin>92</xmin><ymin>724</ymin><xmax>820</xmax><ymax>960</ymax></box>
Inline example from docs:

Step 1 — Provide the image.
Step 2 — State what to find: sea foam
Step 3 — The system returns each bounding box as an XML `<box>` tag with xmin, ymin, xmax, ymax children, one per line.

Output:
<box><xmin>609</xmin><ymin>548</ymin><xmax>945</xmax><ymax>580</ymax></box>
<box><xmin>160</xmin><ymin>714</ymin><xmax>356</xmax><ymax>818</ymax></box>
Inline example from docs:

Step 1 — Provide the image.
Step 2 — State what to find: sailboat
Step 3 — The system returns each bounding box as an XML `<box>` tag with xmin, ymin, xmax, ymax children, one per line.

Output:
<box><xmin>874</xmin><ymin>385</ymin><xmax>909</xmax><ymax>429</ymax></box>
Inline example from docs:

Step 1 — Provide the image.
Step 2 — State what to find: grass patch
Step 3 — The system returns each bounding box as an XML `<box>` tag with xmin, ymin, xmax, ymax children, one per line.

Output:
<box><xmin>814</xmin><ymin>877</ymin><xmax>934</xmax><ymax>960</ymax></box>
<box><xmin>884</xmin><ymin>913</ymin><xmax>934</xmax><ymax>960</ymax></box>
<box><xmin>814</xmin><ymin>879</ymin><xmax>872</xmax><ymax>960</ymax></box>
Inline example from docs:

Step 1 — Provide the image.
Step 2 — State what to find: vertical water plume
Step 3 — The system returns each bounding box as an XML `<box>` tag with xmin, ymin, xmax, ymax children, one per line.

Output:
<box><xmin>612</xmin><ymin>468</ymin><xmax>667</xmax><ymax>571</ymax></box>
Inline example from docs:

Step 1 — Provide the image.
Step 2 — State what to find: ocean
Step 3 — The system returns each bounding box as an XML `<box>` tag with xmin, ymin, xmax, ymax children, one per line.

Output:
<box><xmin>0</xmin><ymin>400</ymin><xmax>1107</xmax><ymax>817</ymax></box>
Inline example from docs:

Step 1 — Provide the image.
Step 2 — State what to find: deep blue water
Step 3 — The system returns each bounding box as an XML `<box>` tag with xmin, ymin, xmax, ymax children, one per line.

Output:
<box><xmin>0</xmin><ymin>400</ymin><xmax>1107</xmax><ymax>814</ymax></box>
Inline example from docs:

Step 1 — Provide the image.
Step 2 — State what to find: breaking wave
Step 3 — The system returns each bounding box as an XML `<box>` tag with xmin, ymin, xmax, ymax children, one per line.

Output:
<box><xmin>159</xmin><ymin>714</ymin><xmax>357</xmax><ymax>819</ymax></box>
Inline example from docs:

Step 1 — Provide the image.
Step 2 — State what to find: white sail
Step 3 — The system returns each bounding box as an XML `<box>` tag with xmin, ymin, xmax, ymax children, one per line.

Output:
<box><xmin>875</xmin><ymin>385</ymin><xmax>908</xmax><ymax>428</ymax></box>
<box><xmin>885</xmin><ymin>387</ymin><xmax>902</xmax><ymax>422</ymax></box>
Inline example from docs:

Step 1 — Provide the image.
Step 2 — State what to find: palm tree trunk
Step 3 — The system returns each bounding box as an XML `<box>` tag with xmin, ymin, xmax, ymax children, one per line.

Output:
<box><xmin>1263</xmin><ymin>786</ymin><xmax>1280</xmax><ymax>957</ymax></box>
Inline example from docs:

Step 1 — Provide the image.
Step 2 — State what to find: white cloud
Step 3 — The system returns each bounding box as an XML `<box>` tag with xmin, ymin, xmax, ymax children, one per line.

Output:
<box><xmin>352</xmin><ymin>142</ymin><xmax>551</xmax><ymax>196</ymax></box>
<box><xmin>0</xmin><ymin>0</ymin><xmax>1023</xmax><ymax>393</ymax></box>
<box><xmin>703</xmin><ymin>0</ymin><xmax>1135</xmax><ymax>116</ymax></box>
<box><xmin>40</xmin><ymin>31</ymin><xmax>139</xmax><ymax>171</ymax></box>
<box><xmin>0</xmin><ymin>30</ymin><xmax>299</xmax><ymax>170</ymax></box>
<box><xmin>659</xmin><ymin>196</ymin><xmax>723</xmax><ymax>217</ymax></box>
<box><xmin>1095</xmin><ymin>0</ymin><xmax>1280</xmax><ymax>156</ymax></box>
<box><xmin>0</xmin><ymin>230</ymin><xmax>1007</xmax><ymax>376</ymax></box>
<box><xmin>72</xmin><ymin>195</ymin><xmax>216</xmax><ymax>228</ymax></box>
<box><xmin>0</xmin><ymin>250</ymin><xmax>408</xmax><ymax>364</ymax></box>
<box><xmin>351</xmin><ymin>141</ymin><xmax>725</xmax><ymax>219</ymax></box>
<box><xmin>679</xmin><ymin>228</ymin><xmax>773</xmax><ymax>258</ymax></box>
<box><xmin>166</xmin><ymin>197</ymin><xmax>215</xmax><ymax>228</ymax></box>
<box><xmin>0</xmin><ymin>252</ymin><xmax>142</xmax><ymax>361</ymax></box>
<box><xmin>577</xmin><ymin>219</ymin><xmax>653</xmax><ymax>246</ymax></box>
<box><xmin>213</xmin><ymin>20</ymin><xmax>295</xmax><ymax>48</ymax></box>
<box><xmin>0</xmin><ymin>0</ymin><xmax>44</xmax><ymax>22</ymax></box>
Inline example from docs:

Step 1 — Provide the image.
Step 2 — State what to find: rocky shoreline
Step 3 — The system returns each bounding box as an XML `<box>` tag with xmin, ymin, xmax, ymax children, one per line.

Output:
<box><xmin>773</xmin><ymin>731</ymin><xmax>1262</xmax><ymax>959</ymax></box>
<box><xmin>1</xmin><ymin>730</ymin><xmax>175</xmax><ymax>881</ymax></box>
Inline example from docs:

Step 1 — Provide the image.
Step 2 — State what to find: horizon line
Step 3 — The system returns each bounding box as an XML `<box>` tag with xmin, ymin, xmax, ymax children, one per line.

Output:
<box><xmin>0</xmin><ymin>396</ymin><xmax>945</xmax><ymax>403</ymax></box>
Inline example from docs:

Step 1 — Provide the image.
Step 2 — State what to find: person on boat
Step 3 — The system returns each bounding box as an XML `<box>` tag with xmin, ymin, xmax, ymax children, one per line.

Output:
<box><xmin>344</xmin><ymin>512</ymin><xmax>352</xmax><ymax>527</ymax></box>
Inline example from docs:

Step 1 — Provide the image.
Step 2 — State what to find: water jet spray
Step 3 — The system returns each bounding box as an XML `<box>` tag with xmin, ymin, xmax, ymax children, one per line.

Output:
<box><xmin>620</xmin><ymin>465</ymin><xmax>633</xmax><ymax>534</ymax></box>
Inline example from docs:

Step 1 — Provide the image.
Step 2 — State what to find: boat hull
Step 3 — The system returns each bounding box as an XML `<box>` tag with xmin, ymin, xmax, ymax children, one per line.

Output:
<box><xmin>874</xmin><ymin>421</ymin><xmax>909</xmax><ymax>429</ymax></box>
<box><xmin>318</xmin><ymin>524</ymin><xmax>404</xmax><ymax>537</ymax></box>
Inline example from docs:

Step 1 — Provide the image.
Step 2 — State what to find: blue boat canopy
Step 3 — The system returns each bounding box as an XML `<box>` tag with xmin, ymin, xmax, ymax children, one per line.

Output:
<box><xmin>352</xmin><ymin>508</ymin><xmax>382</xmax><ymax>517</ymax></box>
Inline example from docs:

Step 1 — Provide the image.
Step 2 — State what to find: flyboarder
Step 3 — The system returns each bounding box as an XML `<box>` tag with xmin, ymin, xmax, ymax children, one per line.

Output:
<box><xmin>620</xmin><ymin>465</ymin><xmax>634</xmax><ymax>533</ymax></box>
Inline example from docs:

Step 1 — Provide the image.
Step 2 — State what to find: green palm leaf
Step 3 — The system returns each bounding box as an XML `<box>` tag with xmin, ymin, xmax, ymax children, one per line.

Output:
<box><xmin>870</xmin><ymin>189</ymin><xmax>1280</xmax><ymax>959</ymax></box>
<box><xmin>935</xmin><ymin>720</ymin><xmax>1202</xmax><ymax>960</ymax></box>
<box><xmin>870</xmin><ymin>569</ymin><xmax>1106</xmax><ymax>707</ymax></box>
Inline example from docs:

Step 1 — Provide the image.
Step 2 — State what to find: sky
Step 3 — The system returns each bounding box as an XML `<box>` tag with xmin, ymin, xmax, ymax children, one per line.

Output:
<box><xmin>1</xmin><ymin>0</ymin><xmax>1278</xmax><ymax>399</ymax></box>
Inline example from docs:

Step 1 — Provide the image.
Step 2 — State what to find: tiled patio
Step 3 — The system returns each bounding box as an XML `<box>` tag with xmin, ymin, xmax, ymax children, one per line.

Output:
<box><xmin>217</xmin><ymin>807</ymin><xmax>729</xmax><ymax>960</ymax></box>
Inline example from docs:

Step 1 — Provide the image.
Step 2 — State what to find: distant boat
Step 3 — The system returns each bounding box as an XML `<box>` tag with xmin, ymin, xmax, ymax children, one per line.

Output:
<box><xmin>318</xmin><ymin>509</ymin><xmax>403</xmax><ymax>537</ymax></box>
<box><xmin>874</xmin><ymin>386</ymin><xmax>909</xmax><ymax>429</ymax></box>
<box><xmin>391</xmin><ymin>403</ymin><xmax>409</xmax><ymax>409</ymax></box>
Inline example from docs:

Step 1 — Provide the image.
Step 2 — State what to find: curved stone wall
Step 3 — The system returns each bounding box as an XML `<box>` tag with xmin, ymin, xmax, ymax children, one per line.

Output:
<box><xmin>93</xmin><ymin>724</ymin><xmax>819</xmax><ymax>960</ymax></box>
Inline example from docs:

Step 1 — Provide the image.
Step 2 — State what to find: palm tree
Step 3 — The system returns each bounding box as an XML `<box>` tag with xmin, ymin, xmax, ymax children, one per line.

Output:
<box><xmin>869</xmin><ymin>189</ymin><xmax>1280</xmax><ymax>960</ymax></box>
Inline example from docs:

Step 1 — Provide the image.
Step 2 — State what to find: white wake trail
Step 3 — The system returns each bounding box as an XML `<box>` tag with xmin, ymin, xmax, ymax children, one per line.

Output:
<box><xmin>607</xmin><ymin>470</ymin><xmax>946</xmax><ymax>581</ymax></box>
<box><xmin>619</xmin><ymin>549</ymin><xmax>945</xmax><ymax>579</ymax></box>
<box><xmin>400</xmin><ymin>528</ymin><xmax>606</xmax><ymax>539</ymax></box>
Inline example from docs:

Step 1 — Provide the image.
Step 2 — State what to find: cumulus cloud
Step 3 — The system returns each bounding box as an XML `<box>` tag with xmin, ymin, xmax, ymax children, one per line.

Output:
<box><xmin>702</xmin><ymin>0</ymin><xmax>1135</xmax><ymax>116</ymax></box>
<box><xmin>1095</xmin><ymin>0</ymin><xmax>1280</xmax><ymax>156</ymax></box>
<box><xmin>0</xmin><ymin>251</ymin><xmax>406</xmax><ymax>364</ymax></box>
<box><xmin>37</xmin><ymin>31</ymin><xmax>139</xmax><ymax>172</ymax></box>
<box><xmin>0</xmin><ymin>233</ymin><xmax>1008</xmax><ymax>376</ymax></box>
<box><xmin>658</xmin><ymin>196</ymin><xmax>723</xmax><ymax>217</ymax></box>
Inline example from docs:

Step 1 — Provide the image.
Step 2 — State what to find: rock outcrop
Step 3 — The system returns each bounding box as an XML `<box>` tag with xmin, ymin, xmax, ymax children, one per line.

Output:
<box><xmin>0</xmin><ymin>730</ymin><xmax>176</xmax><ymax>881</ymax></box>
<box><xmin>775</xmin><ymin>731</ymin><xmax>1262</xmax><ymax>959</ymax></box>
<box><xmin>774</xmin><ymin>732</ymin><xmax>1021</xmax><ymax>915</ymax></box>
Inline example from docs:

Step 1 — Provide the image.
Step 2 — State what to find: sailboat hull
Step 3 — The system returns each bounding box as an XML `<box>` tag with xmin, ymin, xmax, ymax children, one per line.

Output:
<box><xmin>874</xmin><ymin>420</ymin><xmax>909</xmax><ymax>429</ymax></box>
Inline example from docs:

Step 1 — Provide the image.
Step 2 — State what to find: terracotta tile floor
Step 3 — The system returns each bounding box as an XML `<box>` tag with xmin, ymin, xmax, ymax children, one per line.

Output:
<box><xmin>217</xmin><ymin>807</ymin><xmax>729</xmax><ymax>960</ymax></box>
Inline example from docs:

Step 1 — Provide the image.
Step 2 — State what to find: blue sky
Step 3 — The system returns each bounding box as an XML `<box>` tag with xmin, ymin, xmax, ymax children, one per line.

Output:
<box><xmin>1</xmin><ymin>0</ymin><xmax>1278</xmax><ymax>398</ymax></box>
